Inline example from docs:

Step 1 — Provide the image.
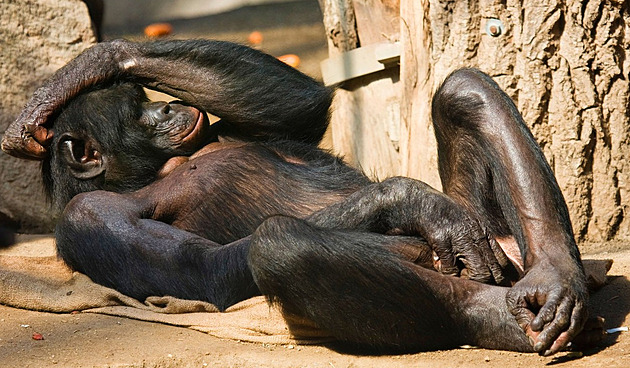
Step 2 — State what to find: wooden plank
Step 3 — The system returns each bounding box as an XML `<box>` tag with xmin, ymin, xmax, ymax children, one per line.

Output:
<box><xmin>320</xmin><ymin>42</ymin><xmax>400</xmax><ymax>86</ymax></box>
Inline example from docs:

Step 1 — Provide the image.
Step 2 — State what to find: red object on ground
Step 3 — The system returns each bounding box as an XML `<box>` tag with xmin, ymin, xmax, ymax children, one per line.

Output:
<box><xmin>144</xmin><ymin>23</ymin><xmax>173</xmax><ymax>38</ymax></box>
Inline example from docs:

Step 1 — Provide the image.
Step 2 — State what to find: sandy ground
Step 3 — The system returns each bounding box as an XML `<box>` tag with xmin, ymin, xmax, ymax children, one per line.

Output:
<box><xmin>1</xmin><ymin>1</ymin><xmax>629</xmax><ymax>367</ymax></box>
<box><xmin>0</xmin><ymin>236</ymin><xmax>629</xmax><ymax>368</ymax></box>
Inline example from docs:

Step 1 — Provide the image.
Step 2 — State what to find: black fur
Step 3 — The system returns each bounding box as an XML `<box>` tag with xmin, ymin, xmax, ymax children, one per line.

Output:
<box><xmin>28</xmin><ymin>39</ymin><xmax>587</xmax><ymax>353</ymax></box>
<box><xmin>43</xmin><ymin>83</ymin><xmax>172</xmax><ymax>210</ymax></box>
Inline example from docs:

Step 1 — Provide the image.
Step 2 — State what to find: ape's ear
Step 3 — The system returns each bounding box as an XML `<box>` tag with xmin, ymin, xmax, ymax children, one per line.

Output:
<box><xmin>58</xmin><ymin>133</ymin><xmax>106</xmax><ymax>179</ymax></box>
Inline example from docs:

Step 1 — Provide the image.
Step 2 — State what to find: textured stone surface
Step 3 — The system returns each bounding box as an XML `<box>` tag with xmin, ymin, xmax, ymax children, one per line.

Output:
<box><xmin>0</xmin><ymin>0</ymin><xmax>96</xmax><ymax>232</ymax></box>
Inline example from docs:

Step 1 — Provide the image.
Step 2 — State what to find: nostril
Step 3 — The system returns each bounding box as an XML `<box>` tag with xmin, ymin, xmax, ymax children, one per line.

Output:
<box><xmin>161</xmin><ymin>103</ymin><xmax>171</xmax><ymax>115</ymax></box>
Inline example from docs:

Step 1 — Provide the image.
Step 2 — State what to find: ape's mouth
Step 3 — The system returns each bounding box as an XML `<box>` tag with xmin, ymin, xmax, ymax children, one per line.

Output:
<box><xmin>179</xmin><ymin>107</ymin><xmax>209</xmax><ymax>151</ymax></box>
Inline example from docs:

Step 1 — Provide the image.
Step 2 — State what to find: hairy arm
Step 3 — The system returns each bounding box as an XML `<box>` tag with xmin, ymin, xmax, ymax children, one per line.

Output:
<box><xmin>57</xmin><ymin>190</ymin><xmax>258</xmax><ymax>310</ymax></box>
<box><xmin>2</xmin><ymin>39</ymin><xmax>332</xmax><ymax>159</ymax></box>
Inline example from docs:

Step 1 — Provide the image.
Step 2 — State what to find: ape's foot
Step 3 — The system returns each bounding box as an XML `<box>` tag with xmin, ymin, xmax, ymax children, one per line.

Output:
<box><xmin>524</xmin><ymin>316</ymin><xmax>605</xmax><ymax>355</ymax></box>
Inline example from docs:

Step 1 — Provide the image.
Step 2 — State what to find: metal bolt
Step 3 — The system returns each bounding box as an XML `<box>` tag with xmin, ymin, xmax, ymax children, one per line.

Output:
<box><xmin>485</xmin><ymin>18</ymin><xmax>503</xmax><ymax>37</ymax></box>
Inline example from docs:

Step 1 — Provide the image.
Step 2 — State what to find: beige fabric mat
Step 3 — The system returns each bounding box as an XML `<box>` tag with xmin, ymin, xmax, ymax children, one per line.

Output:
<box><xmin>0</xmin><ymin>237</ymin><xmax>611</xmax><ymax>346</ymax></box>
<box><xmin>0</xmin><ymin>239</ymin><xmax>331</xmax><ymax>345</ymax></box>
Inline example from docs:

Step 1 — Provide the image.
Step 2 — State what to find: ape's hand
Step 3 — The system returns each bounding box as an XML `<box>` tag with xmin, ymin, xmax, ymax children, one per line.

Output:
<box><xmin>2</xmin><ymin>41</ymin><xmax>125</xmax><ymax>160</ymax></box>
<box><xmin>506</xmin><ymin>259</ymin><xmax>588</xmax><ymax>356</ymax></box>
<box><xmin>1</xmin><ymin>87</ymin><xmax>58</xmax><ymax>159</ymax></box>
<box><xmin>426</xmin><ymin>212</ymin><xmax>507</xmax><ymax>285</ymax></box>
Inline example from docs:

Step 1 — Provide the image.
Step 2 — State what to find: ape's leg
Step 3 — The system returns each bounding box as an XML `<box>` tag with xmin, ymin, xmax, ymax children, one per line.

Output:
<box><xmin>249</xmin><ymin>216</ymin><xmax>532</xmax><ymax>352</ymax></box>
<box><xmin>56</xmin><ymin>190</ymin><xmax>258</xmax><ymax>310</ymax></box>
<box><xmin>432</xmin><ymin>69</ymin><xmax>587</xmax><ymax>355</ymax></box>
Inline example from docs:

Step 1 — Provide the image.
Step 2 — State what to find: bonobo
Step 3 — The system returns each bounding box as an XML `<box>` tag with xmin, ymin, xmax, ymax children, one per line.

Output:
<box><xmin>2</xmin><ymin>39</ymin><xmax>599</xmax><ymax>354</ymax></box>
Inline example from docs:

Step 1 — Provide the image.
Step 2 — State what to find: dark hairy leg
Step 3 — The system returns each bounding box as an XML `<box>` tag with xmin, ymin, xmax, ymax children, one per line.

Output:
<box><xmin>432</xmin><ymin>68</ymin><xmax>588</xmax><ymax>355</ymax></box>
<box><xmin>248</xmin><ymin>216</ymin><xmax>532</xmax><ymax>352</ymax></box>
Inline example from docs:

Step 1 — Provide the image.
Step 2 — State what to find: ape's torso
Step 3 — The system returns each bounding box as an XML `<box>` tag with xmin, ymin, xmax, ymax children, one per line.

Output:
<box><xmin>142</xmin><ymin>141</ymin><xmax>370</xmax><ymax>244</ymax></box>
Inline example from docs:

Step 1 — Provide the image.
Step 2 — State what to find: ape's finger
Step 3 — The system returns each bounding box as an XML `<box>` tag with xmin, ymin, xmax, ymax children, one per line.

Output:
<box><xmin>432</xmin><ymin>241</ymin><xmax>459</xmax><ymax>276</ymax></box>
<box><xmin>530</xmin><ymin>291</ymin><xmax>562</xmax><ymax>331</ymax></box>
<box><xmin>27</xmin><ymin>123</ymin><xmax>54</xmax><ymax>148</ymax></box>
<box><xmin>459</xmin><ymin>246</ymin><xmax>493</xmax><ymax>283</ymax></box>
<box><xmin>506</xmin><ymin>292</ymin><xmax>536</xmax><ymax>331</ymax></box>
<box><xmin>544</xmin><ymin>301</ymin><xmax>587</xmax><ymax>355</ymax></box>
<box><xmin>532</xmin><ymin>298</ymin><xmax>573</xmax><ymax>353</ymax></box>
<box><xmin>488</xmin><ymin>237</ymin><xmax>511</xmax><ymax>269</ymax></box>
<box><xmin>475</xmin><ymin>236</ymin><xmax>504</xmax><ymax>284</ymax></box>
<box><xmin>453</xmin><ymin>224</ymin><xmax>495</xmax><ymax>283</ymax></box>
<box><xmin>24</xmin><ymin>138</ymin><xmax>48</xmax><ymax>159</ymax></box>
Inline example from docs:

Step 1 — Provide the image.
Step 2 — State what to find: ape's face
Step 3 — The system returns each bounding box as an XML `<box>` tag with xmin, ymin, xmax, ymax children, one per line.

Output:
<box><xmin>42</xmin><ymin>82</ymin><xmax>210</xmax><ymax>210</ymax></box>
<box><xmin>139</xmin><ymin>100</ymin><xmax>209</xmax><ymax>154</ymax></box>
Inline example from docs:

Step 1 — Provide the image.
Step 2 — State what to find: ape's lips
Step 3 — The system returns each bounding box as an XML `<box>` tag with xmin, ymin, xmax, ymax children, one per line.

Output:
<box><xmin>179</xmin><ymin>106</ymin><xmax>209</xmax><ymax>151</ymax></box>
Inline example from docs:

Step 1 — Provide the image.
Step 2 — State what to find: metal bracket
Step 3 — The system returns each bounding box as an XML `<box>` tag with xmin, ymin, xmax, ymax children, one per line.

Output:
<box><xmin>320</xmin><ymin>42</ymin><xmax>401</xmax><ymax>86</ymax></box>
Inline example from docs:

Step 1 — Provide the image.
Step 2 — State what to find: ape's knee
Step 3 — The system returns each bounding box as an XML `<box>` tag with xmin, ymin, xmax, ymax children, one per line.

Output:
<box><xmin>437</xmin><ymin>68</ymin><xmax>497</xmax><ymax>103</ymax></box>
<box><xmin>248</xmin><ymin>216</ymin><xmax>310</xmax><ymax>282</ymax></box>
<box><xmin>433</xmin><ymin>69</ymin><xmax>491</xmax><ymax>126</ymax></box>
<box><xmin>61</xmin><ymin>191</ymin><xmax>116</xmax><ymax>225</ymax></box>
<box><xmin>56</xmin><ymin>191</ymin><xmax>134</xmax><ymax>267</ymax></box>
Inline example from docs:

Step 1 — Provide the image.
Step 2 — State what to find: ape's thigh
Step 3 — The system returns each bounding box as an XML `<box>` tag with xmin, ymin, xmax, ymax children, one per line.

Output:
<box><xmin>248</xmin><ymin>216</ymin><xmax>532</xmax><ymax>352</ymax></box>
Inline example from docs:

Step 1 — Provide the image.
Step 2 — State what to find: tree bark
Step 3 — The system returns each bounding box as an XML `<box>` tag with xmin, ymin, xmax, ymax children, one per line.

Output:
<box><xmin>423</xmin><ymin>0</ymin><xmax>630</xmax><ymax>242</ymax></box>
<box><xmin>321</xmin><ymin>0</ymin><xmax>630</xmax><ymax>243</ymax></box>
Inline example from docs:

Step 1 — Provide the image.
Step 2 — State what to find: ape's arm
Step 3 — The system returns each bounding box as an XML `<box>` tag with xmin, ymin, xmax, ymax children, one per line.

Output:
<box><xmin>56</xmin><ymin>190</ymin><xmax>259</xmax><ymax>310</ymax></box>
<box><xmin>306</xmin><ymin>177</ymin><xmax>508</xmax><ymax>285</ymax></box>
<box><xmin>2</xmin><ymin>39</ymin><xmax>332</xmax><ymax>160</ymax></box>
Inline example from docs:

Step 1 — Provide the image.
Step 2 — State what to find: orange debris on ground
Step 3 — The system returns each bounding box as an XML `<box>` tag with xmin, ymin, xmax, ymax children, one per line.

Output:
<box><xmin>278</xmin><ymin>54</ymin><xmax>300</xmax><ymax>68</ymax></box>
<box><xmin>248</xmin><ymin>31</ymin><xmax>264</xmax><ymax>45</ymax></box>
<box><xmin>144</xmin><ymin>23</ymin><xmax>173</xmax><ymax>38</ymax></box>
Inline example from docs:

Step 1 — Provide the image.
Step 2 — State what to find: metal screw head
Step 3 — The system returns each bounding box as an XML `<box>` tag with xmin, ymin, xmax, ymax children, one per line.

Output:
<box><xmin>485</xmin><ymin>18</ymin><xmax>503</xmax><ymax>37</ymax></box>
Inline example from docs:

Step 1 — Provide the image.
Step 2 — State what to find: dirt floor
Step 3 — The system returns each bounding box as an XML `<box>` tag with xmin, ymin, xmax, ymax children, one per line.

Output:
<box><xmin>0</xmin><ymin>236</ymin><xmax>629</xmax><ymax>368</ymax></box>
<box><xmin>1</xmin><ymin>1</ymin><xmax>629</xmax><ymax>367</ymax></box>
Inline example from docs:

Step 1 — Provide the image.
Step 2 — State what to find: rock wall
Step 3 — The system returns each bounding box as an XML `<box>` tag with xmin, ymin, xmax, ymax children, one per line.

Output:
<box><xmin>0</xmin><ymin>0</ymin><xmax>96</xmax><ymax>232</ymax></box>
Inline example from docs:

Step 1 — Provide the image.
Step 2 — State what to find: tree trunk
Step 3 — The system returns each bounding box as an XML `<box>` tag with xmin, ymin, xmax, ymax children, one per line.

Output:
<box><xmin>319</xmin><ymin>0</ymin><xmax>402</xmax><ymax>180</ymax></box>
<box><xmin>320</xmin><ymin>0</ymin><xmax>630</xmax><ymax>243</ymax></box>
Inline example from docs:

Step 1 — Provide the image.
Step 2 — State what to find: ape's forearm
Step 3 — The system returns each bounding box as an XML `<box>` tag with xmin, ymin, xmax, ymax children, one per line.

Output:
<box><xmin>1</xmin><ymin>42</ymin><xmax>123</xmax><ymax>159</ymax></box>
<box><xmin>124</xmin><ymin>39</ymin><xmax>332</xmax><ymax>144</ymax></box>
<box><xmin>2</xmin><ymin>39</ymin><xmax>332</xmax><ymax>160</ymax></box>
